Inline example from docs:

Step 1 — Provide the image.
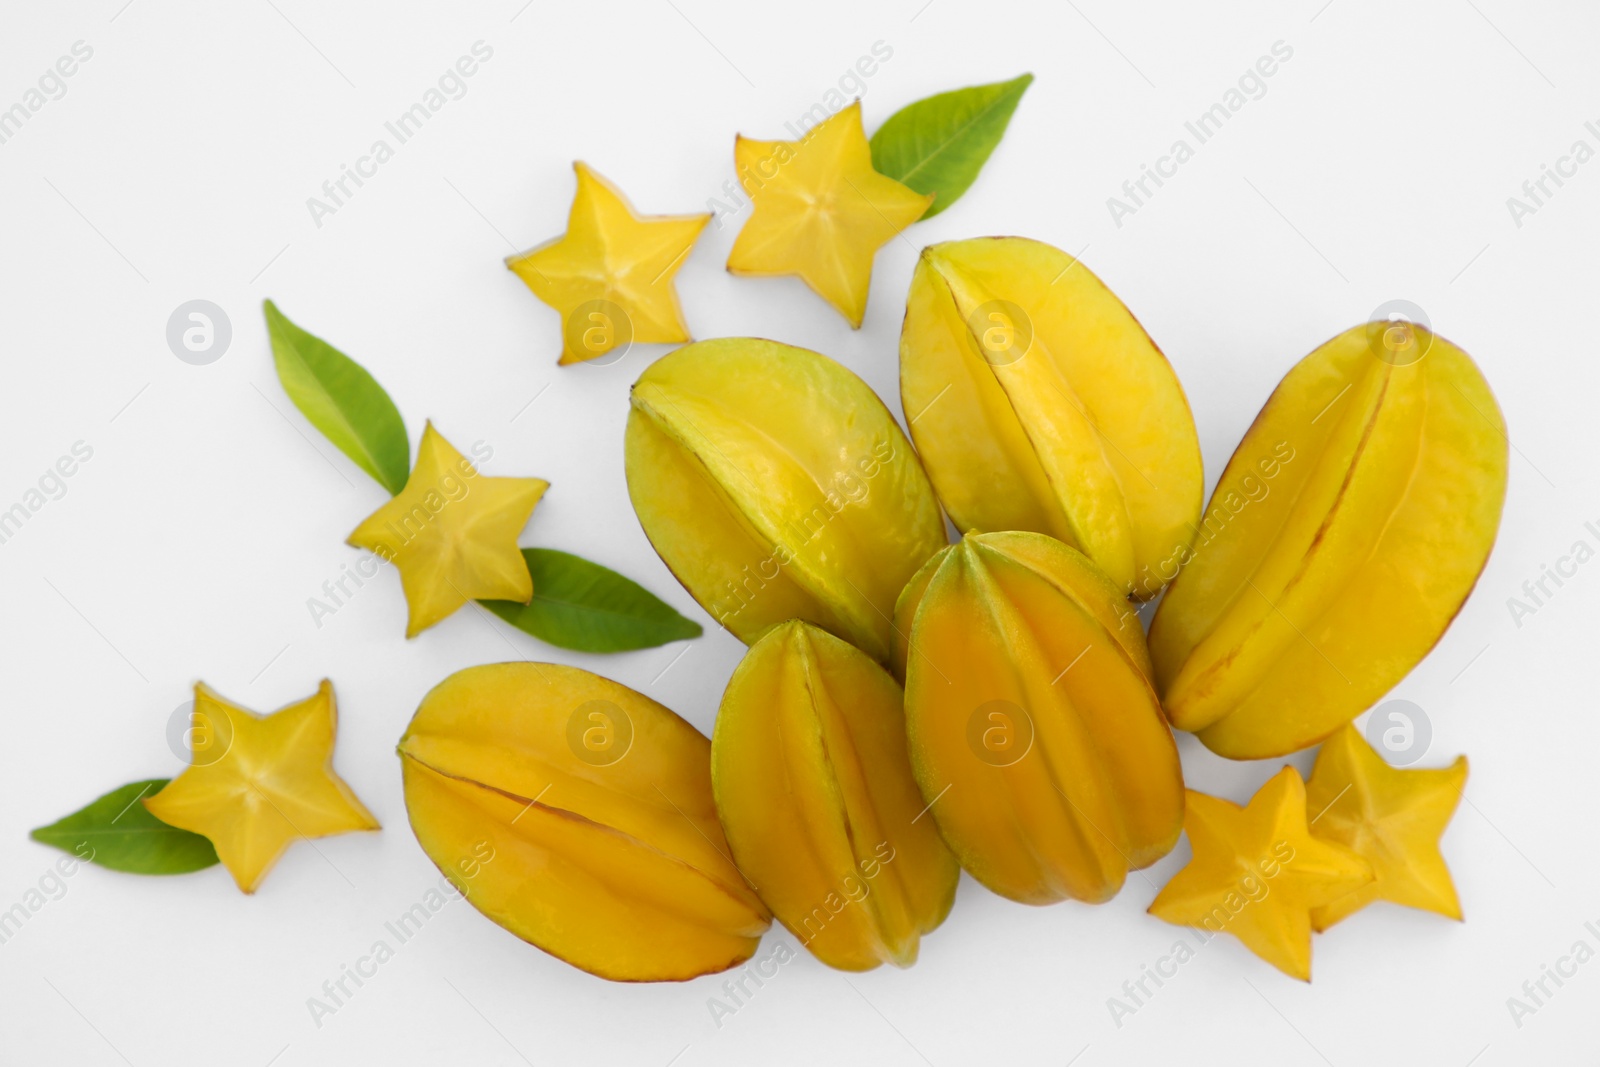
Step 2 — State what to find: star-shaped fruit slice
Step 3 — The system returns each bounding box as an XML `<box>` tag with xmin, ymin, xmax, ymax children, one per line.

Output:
<box><xmin>1305</xmin><ymin>724</ymin><xmax>1469</xmax><ymax>931</ymax></box>
<box><xmin>1148</xmin><ymin>767</ymin><xmax>1372</xmax><ymax>980</ymax></box>
<box><xmin>507</xmin><ymin>162</ymin><xmax>710</xmax><ymax>365</ymax></box>
<box><xmin>349</xmin><ymin>422</ymin><xmax>548</xmax><ymax>637</ymax></box>
<box><xmin>144</xmin><ymin>681</ymin><xmax>378</xmax><ymax>894</ymax></box>
<box><xmin>727</xmin><ymin>101</ymin><xmax>933</xmax><ymax>328</ymax></box>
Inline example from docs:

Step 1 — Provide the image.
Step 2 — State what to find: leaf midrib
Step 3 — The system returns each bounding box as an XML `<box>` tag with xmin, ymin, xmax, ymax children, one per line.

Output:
<box><xmin>895</xmin><ymin>83</ymin><xmax>1025</xmax><ymax>185</ymax></box>
<box><xmin>527</xmin><ymin>589</ymin><xmax>677</xmax><ymax>625</ymax></box>
<box><xmin>284</xmin><ymin>346</ymin><xmax>389</xmax><ymax>481</ymax></box>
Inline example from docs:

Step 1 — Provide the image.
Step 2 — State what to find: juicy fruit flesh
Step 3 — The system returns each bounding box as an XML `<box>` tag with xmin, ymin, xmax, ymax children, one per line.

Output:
<box><xmin>1148</xmin><ymin>324</ymin><xmax>1508</xmax><ymax>759</ymax></box>
<box><xmin>143</xmin><ymin>681</ymin><xmax>378</xmax><ymax>894</ymax></box>
<box><xmin>505</xmin><ymin>162</ymin><xmax>709</xmax><ymax>365</ymax></box>
<box><xmin>900</xmin><ymin>237</ymin><xmax>1204</xmax><ymax>599</ymax></box>
<box><xmin>626</xmin><ymin>337</ymin><xmax>947</xmax><ymax>664</ymax></box>
<box><xmin>1304</xmin><ymin>724</ymin><xmax>1469</xmax><ymax>932</ymax></box>
<box><xmin>899</xmin><ymin>531</ymin><xmax>1184</xmax><ymax>905</ymax></box>
<box><xmin>1147</xmin><ymin>769</ymin><xmax>1374</xmax><ymax>981</ymax></box>
<box><xmin>398</xmin><ymin>663</ymin><xmax>769</xmax><ymax>982</ymax></box>
<box><xmin>727</xmin><ymin>103</ymin><xmax>934</xmax><ymax>328</ymax></box>
<box><xmin>712</xmin><ymin>621</ymin><xmax>958</xmax><ymax>971</ymax></box>
<box><xmin>347</xmin><ymin>422</ymin><xmax>548</xmax><ymax>638</ymax></box>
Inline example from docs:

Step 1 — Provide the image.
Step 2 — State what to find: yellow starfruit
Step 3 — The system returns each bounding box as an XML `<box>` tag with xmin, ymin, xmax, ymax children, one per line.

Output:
<box><xmin>1148</xmin><ymin>323</ymin><xmax>1508</xmax><ymax>758</ymax></box>
<box><xmin>1148</xmin><ymin>767</ymin><xmax>1373</xmax><ymax>981</ymax></box>
<box><xmin>397</xmin><ymin>662</ymin><xmax>771</xmax><ymax>982</ymax></box>
<box><xmin>348</xmin><ymin>422</ymin><xmax>548</xmax><ymax>638</ymax></box>
<box><xmin>1305</xmin><ymin>724</ymin><xmax>1469</xmax><ymax>931</ymax></box>
<box><xmin>727</xmin><ymin>102</ymin><xmax>932</xmax><ymax>327</ymax></box>
<box><xmin>897</xmin><ymin>530</ymin><xmax>1183</xmax><ymax>905</ymax></box>
<box><xmin>145</xmin><ymin>680</ymin><xmax>379</xmax><ymax>894</ymax></box>
<box><xmin>507</xmin><ymin>162</ymin><xmax>710</xmax><ymax>365</ymax></box>
<box><xmin>899</xmin><ymin>236</ymin><xmax>1204</xmax><ymax>599</ymax></box>
<box><xmin>624</xmin><ymin>337</ymin><xmax>947</xmax><ymax>665</ymax></box>
<box><xmin>712</xmin><ymin>620</ymin><xmax>958</xmax><ymax>971</ymax></box>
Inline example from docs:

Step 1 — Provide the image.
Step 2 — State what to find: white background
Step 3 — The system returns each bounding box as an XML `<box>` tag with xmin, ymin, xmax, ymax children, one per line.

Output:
<box><xmin>1</xmin><ymin>0</ymin><xmax>1596</xmax><ymax>1064</ymax></box>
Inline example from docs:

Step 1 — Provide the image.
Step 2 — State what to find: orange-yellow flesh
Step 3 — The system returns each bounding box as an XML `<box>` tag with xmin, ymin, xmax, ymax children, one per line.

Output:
<box><xmin>1148</xmin><ymin>769</ymin><xmax>1373</xmax><ymax>981</ymax></box>
<box><xmin>1305</xmin><ymin>725</ymin><xmax>1469</xmax><ymax>931</ymax></box>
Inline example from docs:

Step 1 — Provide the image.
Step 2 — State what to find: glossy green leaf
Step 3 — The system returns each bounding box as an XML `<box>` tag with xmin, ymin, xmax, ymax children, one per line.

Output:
<box><xmin>30</xmin><ymin>780</ymin><xmax>220</xmax><ymax>875</ymax></box>
<box><xmin>264</xmin><ymin>299</ymin><xmax>411</xmax><ymax>494</ymax></box>
<box><xmin>870</xmin><ymin>73</ymin><xmax>1034</xmax><ymax>218</ymax></box>
<box><xmin>483</xmin><ymin>548</ymin><xmax>703</xmax><ymax>652</ymax></box>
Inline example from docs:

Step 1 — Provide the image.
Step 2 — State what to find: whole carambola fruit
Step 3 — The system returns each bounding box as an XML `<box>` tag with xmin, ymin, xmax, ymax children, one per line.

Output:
<box><xmin>398</xmin><ymin>663</ymin><xmax>770</xmax><ymax>982</ymax></box>
<box><xmin>899</xmin><ymin>236</ymin><xmax>1204</xmax><ymax>600</ymax></box>
<box><xmin>1148</xmin><ymin>322</ymin><xmax>1508</xmax><ymax>759</ymax></box>
<box><xmin>712</xmin><ymin>620</ymin><xmax>958</xmax><ymax>971</ymax></box>
<box><xmin>625</xmin><ymin>337</ymin><xmax>946</xmax><ymax>665</ymax></box>
<box><xmin>897</xmin><ymin>530</ymin><xmax>1184</xmax><ymax>904</ymax></box>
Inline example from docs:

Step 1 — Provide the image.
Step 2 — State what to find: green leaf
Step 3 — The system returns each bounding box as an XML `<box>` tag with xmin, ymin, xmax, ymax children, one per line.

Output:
<box><xmin>31</xmin><ymin>780</ymin><xmax>219</xmax><ymax>875</ymax></box>
<box><xmin>870</xmin><ymin>73</ymin><xmax>1034</xmax><ymax>219</ymax></box>
<box><xmin>264</xmin><ymin>299</ymin><xmax>411</xmax><ymax>494</ymax></box>
<box><xmin>482</xmin><ymin>548</ymin><xmax>703</xmax><ymax>653</ymax></box>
